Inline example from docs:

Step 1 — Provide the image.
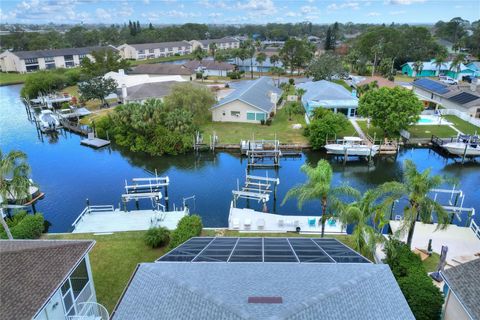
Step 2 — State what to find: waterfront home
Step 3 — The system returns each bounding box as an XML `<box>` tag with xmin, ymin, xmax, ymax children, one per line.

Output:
<box><xmin>234</xmin><ymin>57</ymin><xmax>283</xmax><ymax>73</ymax></box>
<box><xmin>111</xmin><ymin>237</ymin><xmax>414</xmax><ymax>320</ymax></box>
<box><xmin>0</xmin><ymin>240</ymin><xmax>105</xmax><ymax>320</ymax></box>
<box><xmin>441</xmin><ymin>258</ymin><xmax>480</xmax><ymax>320</ymax></box>
<box><xmin>189</xmin><ymin>37</ymin><xmax>240</xmax><ymax>51</ymax></box>
<box><xmin>412</xmin><ymin>78</ymin><xmax>480</xmax><ymax>118</ymax></box>
<box><xmin>0</xmin><ymin>46</ymin><xmax>117</xmax><ymax>73</ymax></box>
<box><xmin>466</xmin><ymin>61</ymin><xmax>480</xmax><ymax>77</ymax></box>
<box><xmin>211</xmin><ymin>77</ymin><xmax>281</xmax><ymax>123</ymax></box>
<box><xmin>117</xmin><ymin>41</ymin><xmax>192</xmax><ymax>60</ymax></box>
<box><xmin>129</xmin><ymin>63</ymin><xmax>195</xmax><ymax>80</ymax></box>
<box><xmin>401</xmin><ymin>60</ymin><xmax>475</xmax><ymax>80</ymax></box>
<box><xmin>297</xmin><ymin>80</ymin><xmax>358</xmax><ymax>118</ymax></box>
<box><xmin>183</xmin><ymin>59</ymin><xmax>235</xmax><ymax>77</ymax></box>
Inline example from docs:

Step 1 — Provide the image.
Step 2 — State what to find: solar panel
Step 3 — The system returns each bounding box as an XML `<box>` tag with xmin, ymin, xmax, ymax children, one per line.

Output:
<box><xmin>448</xmin><ymin>92</ymin><xmax>479</xmax><ymax>105</ymax></box>
<box><xmin>413</xmin><ymin>79</ymin><xmax>449</xmax><ymax>94</ymax></box>
<box><xmin>157</xmin><ymin>237</ymin><xmax>371</xmax><ymax>264</ymax></box>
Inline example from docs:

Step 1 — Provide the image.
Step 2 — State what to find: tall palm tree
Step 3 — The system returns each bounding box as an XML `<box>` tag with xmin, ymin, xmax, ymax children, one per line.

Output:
<box><xmin>270</xmin><ymin>54</ymin><xmax>279</xmax><ymax>68</ymax></box>
<box><xmin>282</xmin><ymin>160</ymin><xmax>353</xmax><ymax>237</ymax></box>
<box><xmin>256</xmin><ymin>52</ymin><xmax>267</xmax><ymax>76</ymax></box>
<box><xmin>393</xmin><ymin>160</ymin><xmax>451</xmax><ymax>248</ymax></box>
<box><xmin>0</xmin><ymin>150</ymin><xmax>32</xmax><ymax>240</ymax></box>
<box><xmin>434</xmin><ymin>52</ymin><xmax>447</xmax><ymax>76</ymax></box>
<box><xmin>412</xmin><ymin>61</ymin><xmax>424</xmax><ymax>78</ymax></box>
<box><xmin>209</xmin><ymin>42</ymin><xmax>217</xmax><ymax>60</ymax></box>
<box><xmin>449</xmin><ymin>53</ymin><xmax>467</xmax><ymax>81</ymax></box>
<box><xmin>295</xmin><ymin>88</ymin><xmax>306</xmax><ymax>102</ymax></box>
<box><xmin>337</xmin><ymin>182</ymin><xmax>403</xmax><ymax>257</ymax></box>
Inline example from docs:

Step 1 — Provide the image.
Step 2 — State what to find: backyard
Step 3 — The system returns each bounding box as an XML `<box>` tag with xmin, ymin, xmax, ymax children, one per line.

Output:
<box><xmin>0</xmin><ymin>72</ymin><xmax>28</xmax><ymax>85</ymax></box>
<box><xmin>443</xmin><ymin>115</ymin><xmax>480</xmax><ymax>135</ymax></box>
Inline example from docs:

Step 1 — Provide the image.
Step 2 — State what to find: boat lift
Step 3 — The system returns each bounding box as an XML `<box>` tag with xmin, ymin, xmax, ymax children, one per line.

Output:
<box><xmin>232</xmin><ymin>172</ymin><xmax>280</xmax><ymax>212</ymax></box>
<box><xmin>121</xmin><ymin>174</ymin><xmax>170</xmax><ymax>211</ymax></box>
<box><xmin>429</xmin><ymin>186</ymin><xmax>476</xmax><ymax>226</ymax></box>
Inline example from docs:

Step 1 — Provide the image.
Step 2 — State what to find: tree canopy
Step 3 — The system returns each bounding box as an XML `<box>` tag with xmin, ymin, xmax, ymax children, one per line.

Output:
<box><xmin>279</xmin><ymin>38</ymin><xmax>315</xmax><ymax>74</ymax></box>
<box><xmin>307</xmin><ymin>53</ymin><xmax>347</xmax><ymax>81</ymax></box>
<box><xmin>304</xmin><ymin>109</ymin><xmax>349</xmax><ymax>148</ymax></box>
<box><xmin>163</xmin><ymin>83</ymin><xmax>216</xmax><ymax>122</ymax></box>
<box><xmin>80</xmin><ymin>48</ymin><xmax>130</xmax><ymax>78</ymax></box>
<box><xmin>358</xmin><ymin>87</ymin><xmax>423</xmax><ymax>138</ymax></box>
<box><xmin>78</xmin><ymin>77</ymin><xmax>117</xmax><ymax>107</ymax></box>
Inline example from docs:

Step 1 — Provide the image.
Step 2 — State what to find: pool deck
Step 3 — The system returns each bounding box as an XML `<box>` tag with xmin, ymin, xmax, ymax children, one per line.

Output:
<box><xmin>228</xmin><ymin>207</ymin><xmax>345</xmax><ymax>234</ymax></box>
<box><xmin>389</xmin><ymin>220</ymin><xmax>480</xmax><ymax>266</ymax></box>
<box><xmin>72</xmin><ymin>208</ymin><xmax>188</xmax><ymax>234</ymax></box>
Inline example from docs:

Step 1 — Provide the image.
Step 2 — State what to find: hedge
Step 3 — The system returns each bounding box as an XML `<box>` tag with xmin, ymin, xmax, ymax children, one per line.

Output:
<box><xmin>0</xmin><ymin>212</ymin><xmax>45</xmax><ymax>239</ymax></box>
<box><xmin>144</xmin><ymin>226</ymin><xmax>170</xmax><ymax>248</ymax></box>
<box><xmin>168</xmin><ymin>215</ymin><xmax>203</xmax><ymax>250</ymax></box>
<box><xmin>383</xmin><ymin>239</ymin><xmax>443</xmax><ymax>320</ymax></box>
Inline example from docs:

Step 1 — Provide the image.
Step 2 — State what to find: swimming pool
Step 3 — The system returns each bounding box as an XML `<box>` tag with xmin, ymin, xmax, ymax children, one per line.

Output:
<box><xmin>416</xmin><ymin>115</ymin><xmax>451</xmax><ymax>125</ymax></box>
<box><xmin>418</xmin><ymin>116</ymin><xmax>434</xmax><ymax>124</ymax></box>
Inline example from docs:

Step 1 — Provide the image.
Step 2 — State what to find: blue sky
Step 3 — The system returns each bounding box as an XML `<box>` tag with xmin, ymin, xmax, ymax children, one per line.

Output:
<box><xmin>0</xmin><ymin>0</ymin><xmax>478</xmax><ymax>25</ymax></box>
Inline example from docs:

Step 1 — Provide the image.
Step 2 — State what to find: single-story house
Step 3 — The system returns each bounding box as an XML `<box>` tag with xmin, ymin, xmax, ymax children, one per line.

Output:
<box><xmin>441</xmin><ymin>258</ymin><xmax>480</xmax><ymax>320</ymax></box>
<box><xmin>0</xmin><ymin>46</ymin><xmax>117</xmax><ymax>73</ymax></box>
<box><xmin>189</xmin><ymin>37</ymin><xmax>240</xmax><ymax>51</ymax></box>
<box><xmin>234</xmin><ymin>57</ymin><xmax>283</xmax><ymax>73</ymax></box>
<box><xmin>0</xmin><ymin>239</ymin><xmax>102</xmax><ymax>320</ymax></box>
<box><xmin>297</xmin><ymin>80</ymin><xmax>358</xmax><ymax>118</ymax></box>
<box><xmin>183</xmin><ymin>59</ymin><xmax>235</xmax><ymax>77</ymax></box>
<box><xmin>466</xmin><ymin>61</ymin><xmax>480</xmax><ymax>77</ymax></box>
<box><xmin>211</xmin><ymin>77</ymin><xmax>281</xmax><ymax>123</ymax></box>
<box><xmin>412</xmin><ymin>78</ymin><xmax>480</xmax><ymax>118</ymax></box>
<box><xmin>355</xmin><ymin>76</ymin><xmax>397</xmax><ymax>89</ymax></box>
<box><xmin>117</xmin><ymin>41</ymin><xmax>192</xmax><ymax>60</ymax></box>
<box><xmin>401</xmin><ymin>60</ymin><xmax>475</xmax><ymax>80</ymax></box>
<box><xmin>110</xmin><ymin>237</ymin><xmax>414</xmax><ymax>320</ymax></box>
<box><xmin>129</xmin><ymin>63</ymin><xmax>195</xmax><ymax>80</ymax></box>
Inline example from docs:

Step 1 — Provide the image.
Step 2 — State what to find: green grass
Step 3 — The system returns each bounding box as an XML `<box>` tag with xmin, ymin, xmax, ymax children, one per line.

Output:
<box><xmin>129</xmin><ymin>54</ymin><xmax>194</xmax><ymax>66</ymax></box>
<box><xmin>45</xmin><ymin>231</ymin><xmax>167</xmax><ymax>313</ymax></box>
<box><xmin>337</xmin><ymin>119</ymin><xmax>357</xmax><ymax>137</ymax></box>
<box><xmin>393</xmin><ymin>74</ymin><xmax>415</xmax><ymax>83</ymax></box>
<box><xmin>200</xmin><ymin>108</ymin><xmax>309</xmax><ymax>144</ymax></box>
<box><xmin>421</xmin><ymin>252</ymin><xmax>440</xmax><ymax>273</ymax></box>
<box><xmin>0</xmin><ymin>72</ymin><xmax>28</xmax><ymax>85</ymax></box>
<box><xmin>409</xmin><ymin>125</ymin><xmax>457</xmax><ymax>139</ymax></box>
<box><xmin>356</xmin><ymin>120</ymin><xmax>389</xmax><ymax>139</ymax></box>
<box><xmin>332</xmin><ymin>79</ymin><xmax>352</xmax><ymax>92</ymax></box>
<box><xmin>443</xmin><ymin>115</ymin><xmax>480</xmax><ymax>135</ymax></box>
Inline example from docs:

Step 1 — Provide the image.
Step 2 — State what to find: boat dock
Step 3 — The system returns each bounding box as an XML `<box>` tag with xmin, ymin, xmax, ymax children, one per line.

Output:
<box><xmin>80</xmin><ymin>133</ymin><xmax>111</xmax><ymax>148</ymax></box>
<box><xmin>71</xmin><ymin>205</ymin><xmax>188</xmax><ymax>233</ymax></box>
<box><xmin>241</xmin><ymin>139</ymin><xmax>302</xmax><ymax>168</ymax></box>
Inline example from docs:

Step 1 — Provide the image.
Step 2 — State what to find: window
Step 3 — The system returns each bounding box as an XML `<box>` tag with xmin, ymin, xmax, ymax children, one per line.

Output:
<box><xmin>26</xmin><ymin>65</ymin><xmax>39</xmax><ymax>72</ymax></box>
<box><xmin>64</xmin><ymin>55</ymin><xmax>74</xmax><ymax>61</ymax></box>
<box><xmin>65</xmin><ymin>61</ymin><xmax>75</xmax><ymax>68</ymax></box>
<box><xmin>79</xmin><ymin>54</ymin><xmax>87</xmax><ymax>60</ymax></box>
<box><xmin>247</xmin><ymin>112</ymin><xmax>255</xmax><ymax>121</ymax></box>
<box><xmin>247</xmin><ymin>112</ymin><xmax>266</xmax><ymax>121</ymax></box>
<box><xmin>138</xmin><ymin>50</ymin><xmax>145</xmax><ymax>54</ymax></box>
<box><xmin>70</xmin><ymin>258</ymin><xmax>89</xmax><ymax>298</ymax></box>
<box><xmin>231</xmin><ymin>111</ymin><xmax>241</xmax><ymax>117</ymax></box>
<box><xmin>255</xmin><ymin>113</ymin><xmax>266</xmax><ymax>121</ymax></box>
<box><xmin>44</xmin><ymin>57</ymin><xmax>54</xmax><ymax>62</ymax></box>
<box><xmin>25</xmin><ymin>58</ymin><xmax>38</xmax><ymax>64</ymax></box>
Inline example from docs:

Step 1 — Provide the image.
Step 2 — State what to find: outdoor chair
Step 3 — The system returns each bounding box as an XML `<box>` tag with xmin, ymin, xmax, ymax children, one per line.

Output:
<box><xmin>257</xmin><ymin>219</ymin><xmax>265</xmax><ymax>230</ymax></box>
<box><xmin>244</xmin><ymin>219</ymin><xmax>252</xmax><ymax>229</ymax></box>
<box><xmin>232</xmin><ymin>218</ymin><xmax>240</xmax><ymax>229</ymax></box>
<box><xmin>278</xmin><ymin>219</ymin><xmax>284</xmax><ymax>227</ymax></box>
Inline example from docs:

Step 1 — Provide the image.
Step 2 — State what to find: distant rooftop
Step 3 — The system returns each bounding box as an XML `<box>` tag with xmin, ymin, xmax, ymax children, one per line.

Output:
<box><xmin>197</xmin><ymin>37</ymin><xmax>239</xmax><ymax>46</ymax></box>
<box><xmin>130</xmin><ymin>63</ymin><xmax>194</xmax><ymax>76</ymax></box>
<box><xmin>4</xmin><ymin>46</ymin><xmax>117</xmax><ymax>59</ymax></box>
<box><xmin>297</xmin><ymin>80</ymin><xmax>358</xmax><ymax>108</ymax></box>
<box><xmin>128</xmin><ymin>41</ymin><xmax>191</xmax><ymax>51</ymax></box>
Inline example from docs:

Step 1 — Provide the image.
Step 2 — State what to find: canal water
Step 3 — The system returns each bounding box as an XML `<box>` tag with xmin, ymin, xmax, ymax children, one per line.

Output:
<box><xmin>1</xmin><ymin>84</ymin><xmax>479</xmax><ymax>233</ymax></box>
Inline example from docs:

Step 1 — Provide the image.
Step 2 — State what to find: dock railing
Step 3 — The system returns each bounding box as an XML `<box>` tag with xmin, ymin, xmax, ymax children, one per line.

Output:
<box><xmin>470</xmin><ymin>219</ymin><xmax>480</xmax><ymax>240</ymax></box>
<box><xmin>71</xmin><ymin>205</ymin><xmax>115</xmax><ymax>229</ymax></box>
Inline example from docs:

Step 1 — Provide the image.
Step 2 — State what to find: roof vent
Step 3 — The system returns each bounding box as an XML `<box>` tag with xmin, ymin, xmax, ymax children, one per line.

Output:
<box><xmin>248</xmin><ymin>296</ymin><xmax>283</xmax><ymax>304</ymax></box>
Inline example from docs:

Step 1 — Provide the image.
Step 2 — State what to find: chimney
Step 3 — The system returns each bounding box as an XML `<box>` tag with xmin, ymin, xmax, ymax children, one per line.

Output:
<box><xmin>121</xmin><ymin>84</ymin><xmax>128</xmax><ymax>104</ymax></box>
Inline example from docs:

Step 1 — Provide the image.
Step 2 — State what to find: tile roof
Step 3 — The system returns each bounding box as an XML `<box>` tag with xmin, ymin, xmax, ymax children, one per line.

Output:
<box><xmin>0</xmin><ymin>240</ymin><xmax>94</xmax><ymax>320</ymax></box>
<box><xmin>130</xmin><ymin>63</ymin><xmax>194</xmax><ymax>75</ymax></box>
<box><xmin>112</xmin><ymin>262</ymin><xmax>414</xmax><ymax>320</ymax></box>
<box><xmin>184</xmin><ymin>59</ymin><xmax>235</xmax><ymax>71</ymax></box>
<box><xmin>212</xmin><ymin>77</ymin><xmax>281</xmax><ymax>113</ymax></box>
<box><xmin>129</xmin><ymin>41</ymin><xmax>191</xmax><ymax>51</ymax></box>
<box><xmin>10</xmin><ymin>46</ymin><xmax>117</xmax><ymax>59</ymax></box>
<box><xmin>442</xmin><ymin>258</ymin><xmax>480</xmax><ymax>319</ymax></box>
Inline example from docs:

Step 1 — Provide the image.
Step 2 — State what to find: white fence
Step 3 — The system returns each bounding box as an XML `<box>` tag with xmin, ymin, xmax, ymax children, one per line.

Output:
<box><xmin>470</xmin><ymin>219</ymin><xmax>480</xmax><ymax>240</ymax></box>
<box><xmin>441</xmin><ymin>109</ymin><xmax>480</xmax><ymax>128</ymax></box>
<box><xmin>71</xmin><ymin>205</ymin><xmax>115</xmax><ymax>229</ymax></box>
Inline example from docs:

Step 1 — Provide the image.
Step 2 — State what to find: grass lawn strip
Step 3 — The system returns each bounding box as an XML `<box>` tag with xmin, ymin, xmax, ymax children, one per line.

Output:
<box><xmin>443</xmin><ymin>115</ymin><xmax>480</xmax><ymax>135</ymax></box>
<box><xmin>0</xmin><ymin>72</ymin><xmax>28</xmax><ymax>85</ymax></box>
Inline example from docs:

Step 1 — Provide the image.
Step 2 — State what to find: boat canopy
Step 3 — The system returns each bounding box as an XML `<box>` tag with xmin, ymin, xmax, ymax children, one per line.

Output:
<box><xmin>343</xmin><ymin>136</ymin><xmax>363</xmax><ymax>142</ymax></box>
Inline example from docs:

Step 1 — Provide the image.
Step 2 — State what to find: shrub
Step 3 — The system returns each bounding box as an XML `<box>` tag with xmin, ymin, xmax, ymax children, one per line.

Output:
<box><xmin>383</xmin><ymin>238</ymin><xmax>444</xmax><ymax>320</ymax></box>
<box><xmin>288</xmin><ymin>78</ymin><xmax>295</xmax><ymax>85</ymax></box>
<box><xmin>265</xmin><ymin>118</ymin><xmax>272</xmax><ymax>126</ymax></box>
<box><xmin>304</xmin><ymin>110</ymin><xmax>348</xmax><ymax>149</ymax></box>
<box><xmin>260</xmin><ymin>119</ymin><xmax>266</xmax><ymax>125</ymax></box>
<box><xmin>144</xmin><ymin>227</ymin><xmax>170</xmax><ymax>248</ymax></box>
<box><xmin>1</xmin><ymin>213</ymin><xmax>45</xmax><ymax>239</ymax></box>
<box><xmin>168</xmin><ymin>215</ymin><xmax>203</xmax><ymax>250</ymax></box>
<box><xmin>227</xmin><ymin>71</ymin><xmax>242</xmax><ymax>79</ymax></box>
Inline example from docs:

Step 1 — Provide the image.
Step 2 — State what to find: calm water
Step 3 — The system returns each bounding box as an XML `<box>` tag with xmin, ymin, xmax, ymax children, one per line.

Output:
<box><xmin>1</xmin><ymin>84</ymin><xmax>479</xmax><ymax>233</ymax></box>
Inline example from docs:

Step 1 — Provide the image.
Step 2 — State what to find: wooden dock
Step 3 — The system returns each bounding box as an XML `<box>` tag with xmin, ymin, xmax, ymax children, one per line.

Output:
<box><xmin>80</xmin><ymin>137</ymin><xmax>111</xmax><ymax>148</ymax></box>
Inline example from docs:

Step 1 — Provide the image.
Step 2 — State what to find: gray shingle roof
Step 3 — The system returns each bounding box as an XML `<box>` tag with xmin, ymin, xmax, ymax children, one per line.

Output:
<box><xmin>130</xmin><ymin>63</ymin><xmax>194</xmax><ymax>75</ymax></box>
<box><xmin>11</xmin><ymin>46</ymin><xmax>117</xmax><ymax>59</ymax></box>
<box><xmin>297</xmin><ymin>80</ymin><xmax>356</xmax><ymax>102</ymax></box>
<box><xmin>129</xmin><ymin>41</ymin><xmax>191</xmax><ymax>51</ymax></box>
<box><xmin>212</xmin><ymin>77</ymin><xmax>281</xmax><ymax>113</ymax></box>
<box><xmin>124</xmin><ymin>81</ymin><xmax>179</xmax><ymax>101</ymax></box>
<box><xmin>0</xmin><ymin>240</ymin><xmax>94</xmax><ymax>320</ymax></box>
<box><xmin>112</xmin><ymin>262</ymin><xmax>414</xmax><ymax>320</ymax></box>
<box><xmin>442</xmin><ymin>258</ymin><xmax>480</xmax><ymax>319</ymax></box>
<box><xmin>184</xmin><ymin>59</ymin><xmax>235</xmax><ymax>71</ymax></box>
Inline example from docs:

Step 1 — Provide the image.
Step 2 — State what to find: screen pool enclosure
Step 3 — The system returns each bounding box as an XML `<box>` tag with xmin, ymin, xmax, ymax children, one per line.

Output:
<box><xmin>157</xmin><ymin>237</ymin><xmax>371</xmax><ymax>263</ymax></box>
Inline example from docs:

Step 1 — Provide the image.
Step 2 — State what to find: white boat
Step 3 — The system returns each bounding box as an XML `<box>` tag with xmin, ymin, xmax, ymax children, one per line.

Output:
<box><xmin>38</xmin><ymin>110</ymin><xmax>60</xmax><ymax>132</ymax></box>
<box><xmin>441</xmin><ymin>134</ymin><xmax>480</xmax><ymax>156</ymax></box>
<box><xmin>325</xmin><ymin>136</ymin><xmax>379</xmax><ymax>157</ymax></box>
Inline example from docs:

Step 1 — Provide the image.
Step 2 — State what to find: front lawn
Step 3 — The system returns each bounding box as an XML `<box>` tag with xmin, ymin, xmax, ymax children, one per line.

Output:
<box><xmin>443</xmin><ymin>115</ymin><xmax>480</xmax><ymax>135</ymax></box>
<box><xmin>45</xmin><ymin>231</ymin><xmax>167</xmax><ymax>313</ymax></box>
<box><xmin>408</xmin><ymin>125</ymin><xmax>457</xmax><ymax>139</ymax></box>
<box><xmin>0</xmin><ymin>72</ymin><xmax>28</xmax><ymax>85</ymax></box>
<box><xmin>64</xmin><ymin>85</ymin><xmax>116</xmax><ymax>111</ymax></box>
<box><xmin>199</xmin><ymin>108</ymin><xmax>308</xmax><ymax>144</ymax></box>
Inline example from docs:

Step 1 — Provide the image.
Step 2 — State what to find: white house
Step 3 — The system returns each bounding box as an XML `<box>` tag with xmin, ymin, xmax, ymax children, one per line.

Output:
<box><xmin>0</xmin><ymin>46</ymin><xmax>117</xmax><ymax>73</ymax></box>
<box><xmin>183</xmin><ymin>60</ymin><xmax>235</xmax><ymax>77</ymax></box>
<box><xmin>189</xmin><ymin>37</ymin><xmax>240</xmax><ymax>51</ymax></box>
<box><xmin>117</xmin><ymin>41</ymin><xmax>192</xmax><ymax>60</ymax></box>
<box><xmin>211</xmin><ymin>77</ymin><xmax>281</xmax><ymax>123</ymax></box>
<box><xmin>0</xmin><ymin>239</ymin><xmax>107</xmax><ymax>320</ymax></box>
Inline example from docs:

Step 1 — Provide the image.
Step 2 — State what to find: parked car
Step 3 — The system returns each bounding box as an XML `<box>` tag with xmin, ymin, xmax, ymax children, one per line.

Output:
<box><xmin>462</xmin><ymin>75</ymin><xmax>476</xmax><ymax>83</ymax></box>
<box><xmin>439</xmin><ymin>76</ymin><xmax>458</xmax><ymax>85</ymax></box>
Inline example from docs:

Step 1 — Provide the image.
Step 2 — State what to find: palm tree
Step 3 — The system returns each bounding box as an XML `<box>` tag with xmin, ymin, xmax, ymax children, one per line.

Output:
<box><xmin>295</xmin><ymin>88</ymin><xmax>306</xmax><ymax>102</ymax></box>
<box><xmin>282</xmin><ymin>160</ymin><xmax>353</xmax><ymax>237</ymax></box>
<box><xmin>241</xmin><ymin>39</ymin><xmax>256</xmax><ymax>79</ymax></box>
<box><xmin>192</xmin><ymin>46</ymin><xmax>206</xmax><ymax>62</ymax></box>
<box><xmin>449</xmin><ymin>53</ymin><xmax>467</xmax><ymax>81</ymax></box>
<box><xmin>270</xmin><ymin>54</ymin><xmax>279</xmax><ymax>68</ymax></box>
<box><xmin>0</xmin><ymin>150</ymin><xmax>33</xmax><ymax>240</ymax></box>
<box><xmin>412</xmin><ymin>61</ymin><xmax>424</xmax><ymax>78</ymax></box>
<box><xmin>345</xmin><ymin>49</ymin><xmax>360</xmax><ymax>73</ymax></box>
<box><xmin>209</xmin><ymin>42</ymin><xmax>217</xmax><ymax>60</ymax></box>
<box><xmin>434</xmin><ymin>52</ymin><xmax>447</xmax><ymax>76</ymax></box>
<box><xmin>337</xmin><ymin>182</ymin><xmax>403</xmax><ymax>257</ymax></box>
<box><xmin>393</xmin><ymin>160</ymin><xmax>451</xmax><ymax>248</ymax></box>
<box><xmin>256</xmin><ymin>52</ymin><xmax>267</xmax><ymax>76</ymax></box>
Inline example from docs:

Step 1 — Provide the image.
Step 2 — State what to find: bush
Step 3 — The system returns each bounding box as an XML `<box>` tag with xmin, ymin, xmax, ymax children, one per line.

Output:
<box><xmin>144</xmin><ymin>227</ymin><xmax>170</xmax><ymax>248</ymax></box>
<box><xmin>288</xmin><ymin>78</ymin><xmax>295</xmax><ymax>85</ymax></box>
<box><xmin>0</xmin><ymin>212</ymin><xmax>45</xmax><ymax>239</ymax></box>
<box><xmin>260</xmin><ymin>119</ymin><xmax>266</xmax><ymax>125</ymax></box>
<box><xmin>304</xmin><ymin>110</ymin><xmax>348</xmax><ymax>149</ymax></box>
<box><xmin>227</xmin><ymin>71</ymin><xmax>242</xmax><ymax>79</ymax></box>
<box><xmin>265</xmin><ymin>118</ymin><xmax>272</xmax><ymax>126</ymax></box>
<box><xmin>383</xmin><ymin>239</ymin><xmax>443</xmax><ymax>320</ymax></box>
<box><xmin>168</xmin><ymin>215</ymin><xmax>203</xmax><ymax>250</ymax></box>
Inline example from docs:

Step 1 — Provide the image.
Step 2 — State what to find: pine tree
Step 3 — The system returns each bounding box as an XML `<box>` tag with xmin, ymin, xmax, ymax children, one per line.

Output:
<box><xmin>136</xmin><ymin>21</ymin><xmax>141</xmax><ymax>33</ymax></box>
<box><xmin>149</xmin><ymin>22</ymin><xmax>154</xmax><ymax>30</ymax></box>
<box><xmin>331</xmin><ymin>22</ymin><xmax>339</xmax><ymax>49</ymax></box>
<box><xmin>324</xmin><ymin>27</ymin><xmax>332</xmax><ymax>51</ymax></box>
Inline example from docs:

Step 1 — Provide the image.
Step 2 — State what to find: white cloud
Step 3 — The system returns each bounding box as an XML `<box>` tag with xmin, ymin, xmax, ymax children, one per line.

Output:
<box><xmin>389</xmin><ymin>10</ymin><xmax>407</xmax><ymax>15</ymax></box>
<box><xmin>199</xmin><ymin>0</ymin><xmax>227</xmax><ymax>8</ymax></box>
<box><xmin>143</xmin><ymin>0</ymin><xmax>150</xmax><ymax>4</ymax></box>
<box><xmin>367</xmin><ymin>11</ymin><xmax>380</xmax><ymax>16</ymax></box>
<box><xmin>387</xmin><ymin>0</ymin><xmax>425</xmax><ymax>4</ymax></box>
<box><xmin>301</xmin><ymin>5</ymin><xmax>320</xmax><ymax>14</ymax></box>
<box><xmin>96</xmin><ymin>8</ymin><xmax>111</xmax><ymax>20</ymax></box>
<box><xmin>209</xmin><ymin>12</ymin><xmax>223</xmax><ymax>18</ymax></box>
<box><xmin>237</xmin><ymin>0</ymin><xmax>276</xmax><ymax>12</ymax></box>
<box><xmin>285</xmin><ymin>11</ymin><xmax>300</xmax><ymax>17</ymax></box>
<box><xmin>327</xmin><ymin>2</ymin><xmax>360</xmax><ymax>10</ymax></box>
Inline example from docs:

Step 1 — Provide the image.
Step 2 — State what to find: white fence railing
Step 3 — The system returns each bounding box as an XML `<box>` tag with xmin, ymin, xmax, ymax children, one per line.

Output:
<box><xmin>71</xmin><ymin>205</ymin><xmax>115</xmax><ymax>229</ymax></box>
<box><xmin>69</xmin><ymin>302</ymin><xmax>109</xmax><ymax>320</ymax></box>
<box><xmin>470</xmin><ymin>219</ymin><xmax>480</xmax><ymax>240</ymax></box>
<box><xmin>441</xmin><ymin>109</ymin><xmax>480</xmax><ymax>128</ymax></box>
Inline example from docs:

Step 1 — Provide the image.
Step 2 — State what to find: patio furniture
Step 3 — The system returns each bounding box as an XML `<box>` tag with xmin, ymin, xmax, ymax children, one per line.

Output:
<box><xmin>244</xmin><ymin>219</ymin><xmax>252</xmax><ymax>229</ymax></box>
<box><xmin>257</xmin><ymin>219</ymin><xmax>265</xmax><ymax>230</ymax></box>
<box><xmin>232</xmin><ymin>218</ymin><xmax>240</xmax><ymax>229</ymax></box>
<box><xmin>278</xmin><ymin>219</ymin><xmax>284</xmax><ymax>227</ymax></box>
<box><xmin>308</xmin><ymin>218</ymin><xmax>316</xmax><ymax>227</ymax></box>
